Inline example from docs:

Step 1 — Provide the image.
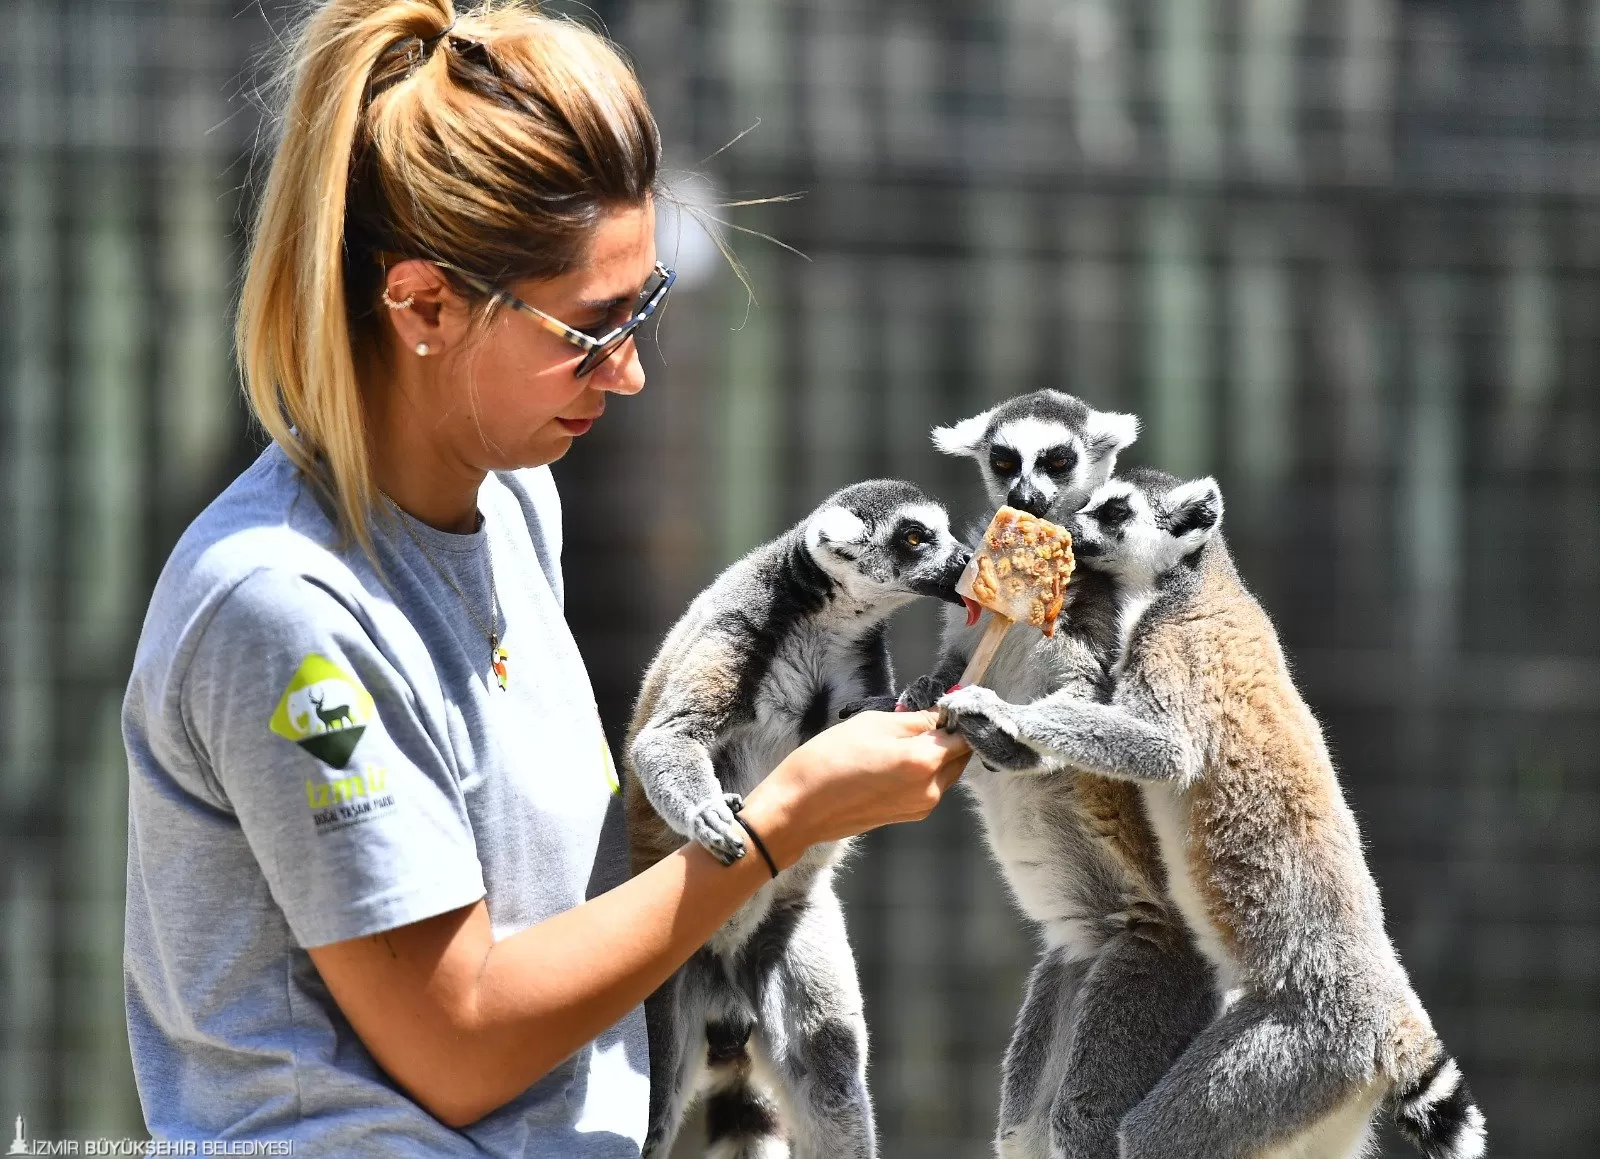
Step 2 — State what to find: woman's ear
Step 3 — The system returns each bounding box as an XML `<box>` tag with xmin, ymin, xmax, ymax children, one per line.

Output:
<box><xmin>380</xmin><ymin>260</ymin><xmax>468</xmax><ymax>355</ymax></box>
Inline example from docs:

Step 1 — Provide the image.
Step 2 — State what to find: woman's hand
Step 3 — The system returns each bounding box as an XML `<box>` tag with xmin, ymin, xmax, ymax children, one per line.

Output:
<box><xmin>738</xmin><ymin>710</ymin><xmax>971</xmax><ymax>870</ymax></box>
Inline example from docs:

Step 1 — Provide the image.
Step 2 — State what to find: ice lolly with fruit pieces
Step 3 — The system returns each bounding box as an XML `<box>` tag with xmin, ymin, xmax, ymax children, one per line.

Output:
<box><xmin>954</xmin><ymin>506</ymin><xmax>1075</xmax><ymax>689</ymax></box>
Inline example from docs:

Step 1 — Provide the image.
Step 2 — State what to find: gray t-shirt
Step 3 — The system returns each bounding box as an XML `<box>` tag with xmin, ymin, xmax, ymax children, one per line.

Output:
<box><xmin>121</xmin><ymin>443</ymin><xmax>648</xmax><ymax>1155</ymax></box>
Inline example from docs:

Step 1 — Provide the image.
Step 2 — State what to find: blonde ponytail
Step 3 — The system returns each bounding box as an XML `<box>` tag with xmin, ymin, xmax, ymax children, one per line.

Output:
<box><xmin>235</xmin><ymin>0</ymin><xmax>660</xmax><ymax>558</ymax></box>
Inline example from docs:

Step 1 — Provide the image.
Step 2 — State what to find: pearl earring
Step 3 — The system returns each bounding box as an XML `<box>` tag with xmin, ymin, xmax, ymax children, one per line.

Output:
<box><xmin>415</xmin><ymin>343</ymin><xmax>430</xmax><ymax>357</ymax></box>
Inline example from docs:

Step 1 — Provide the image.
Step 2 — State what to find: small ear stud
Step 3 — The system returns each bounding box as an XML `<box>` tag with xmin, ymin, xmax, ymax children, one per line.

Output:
<box><xmin>415</xmin><ymin>342</ymin><xmax>430</xmax><ymax>357</ymax></box>
<box><xmin>382</xmin><ymin>287</ymin><xmax>415</xmax><ymax>310</ymax></box>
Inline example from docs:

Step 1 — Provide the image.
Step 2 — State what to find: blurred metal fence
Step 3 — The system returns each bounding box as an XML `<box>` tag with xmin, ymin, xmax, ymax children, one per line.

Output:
<box><xmin>3</xmin><ymin>1</ymin><xmax>1598</xmax><ymax>1156</ymax></box>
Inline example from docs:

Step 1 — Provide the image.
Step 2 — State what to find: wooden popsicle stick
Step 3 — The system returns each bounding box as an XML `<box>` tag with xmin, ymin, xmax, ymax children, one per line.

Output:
<box><xmin>957</xmin><ymin>612</ymin><xmax>1013</xmax><ymax>688</ymax></box>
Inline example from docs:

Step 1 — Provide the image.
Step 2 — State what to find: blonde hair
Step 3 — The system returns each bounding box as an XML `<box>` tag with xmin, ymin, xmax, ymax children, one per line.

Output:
<box><xmin>236</xmin><ymin>0</ymin><xmax>659</xmax><ymax>556</ymax></box>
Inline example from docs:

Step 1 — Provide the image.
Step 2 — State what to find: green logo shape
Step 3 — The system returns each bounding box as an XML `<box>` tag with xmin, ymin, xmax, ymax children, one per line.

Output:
<box><xmin>269</xmin><ymin>654</ymin><xmax>376</xmax><ymax>769</ymax></box>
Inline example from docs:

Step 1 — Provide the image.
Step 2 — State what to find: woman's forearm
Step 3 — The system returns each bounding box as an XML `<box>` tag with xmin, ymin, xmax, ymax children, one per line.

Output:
<box><xmin>308</xmin><ymin>777</ymin><xmax>807</xmax><ymax>1128</ymax></box>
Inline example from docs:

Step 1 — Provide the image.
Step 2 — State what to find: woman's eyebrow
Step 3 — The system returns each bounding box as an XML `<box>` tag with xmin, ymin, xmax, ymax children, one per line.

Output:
<box><xmin>574</xmin><ymin>269</ymin><xmax>655</xmax><ymax>312</ymax></box>
<box><xmin>575</xmin><ymin>291</ymin><xmax>631</xmax><ymax>313</ymax></box>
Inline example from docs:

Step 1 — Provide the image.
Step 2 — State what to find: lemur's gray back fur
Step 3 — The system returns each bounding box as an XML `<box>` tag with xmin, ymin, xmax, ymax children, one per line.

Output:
<box><xmin>625</xmin><ymin>479</ymin><xmax>969</xmax><ymax>1159</ymax></box>
<box><xmin>905</xmin><ymin>393</ymin><xmax>1219</xmax><ymax>1159</ymax></box>
<box><xmin>940</xmin><ymin>467</ymin><xmax>1486</xmax><ymax>1159</ymax></box>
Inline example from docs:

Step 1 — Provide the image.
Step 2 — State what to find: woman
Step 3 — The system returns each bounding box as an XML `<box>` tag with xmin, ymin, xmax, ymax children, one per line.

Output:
<box><xmin>120</xmin><ymin>2</ymin><xmax>968</xmax><ymax>1154</ymax></box>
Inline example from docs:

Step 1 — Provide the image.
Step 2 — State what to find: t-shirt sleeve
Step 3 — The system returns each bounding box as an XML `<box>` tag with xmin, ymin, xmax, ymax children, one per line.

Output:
<box><xmin>181</xmin><ymin>568</ymin><xmax>486</xmax><ymax>948</ymax></box>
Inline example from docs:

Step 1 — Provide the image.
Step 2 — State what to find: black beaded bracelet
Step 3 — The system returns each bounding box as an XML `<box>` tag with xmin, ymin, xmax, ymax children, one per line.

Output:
<box><xmin>729</xmin><ymin>800</ymin><xmax>780</xmax><ymax>879</ymax></box>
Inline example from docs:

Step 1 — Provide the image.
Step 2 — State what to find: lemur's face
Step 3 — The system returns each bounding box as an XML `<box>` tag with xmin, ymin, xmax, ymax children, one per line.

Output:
<box><xmin>805</xmin><ymin>482</ymin><xmax>972</xmax><ymax>608</ymax></box>
<box><xmin>931</xmin><ymin>391</ymin><xmax>1139</xmax><ymax>522</ymax></box>
<box><xmin>1071</xmin><ymin>472</ymin><xmax>1224</xmax><ymax>587</ymax></box>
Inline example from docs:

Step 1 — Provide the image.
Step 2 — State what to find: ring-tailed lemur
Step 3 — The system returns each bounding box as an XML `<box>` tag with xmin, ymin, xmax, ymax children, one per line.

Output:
<box><xmin>937</xmin><ymin>468</ymin><xmax>1486</xmax><ymax>1159</ymax></box>
<box><xmin>625</xmin><ymin>480</ymin><xmax>971</xmax><ymax>1159</ymax></box>
<box><xmin>855</xmin><ymin>392</ymin><xmax>1219</xmax><ymax>1159</ymax></box>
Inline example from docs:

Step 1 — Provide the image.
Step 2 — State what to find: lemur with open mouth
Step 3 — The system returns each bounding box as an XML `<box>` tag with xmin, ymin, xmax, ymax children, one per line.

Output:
<box><xmin>626</xmin><ymin>479</ymin><xmax>970</xmax><ymax>1159</ymax></box>
<box><xmin>939</xmin><ymin>467</ymin><xmax>1485</xmax><ymax>1159</ymax></box>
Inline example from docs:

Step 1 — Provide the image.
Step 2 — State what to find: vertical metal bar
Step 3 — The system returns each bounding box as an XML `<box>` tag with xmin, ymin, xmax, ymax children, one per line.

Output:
<box><xmin>1228</xmin><ymin>212</ymin><xmax>1294</xmax><ymax>549</ymax></box>
<box><xmin>1157</xmin><ymin>0</ymin><xmax>1221</xmax><ymax>179</ymax></box>
<box><xmin>1144</xmin><ymin>197</ymin><xmax>1215</xmax><ymax>478</ymax></box>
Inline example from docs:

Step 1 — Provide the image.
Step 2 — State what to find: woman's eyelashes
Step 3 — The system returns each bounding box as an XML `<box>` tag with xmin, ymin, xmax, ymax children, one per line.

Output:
<box><xmin>576</xmin><ymin>311</ymin><xmax>621</xmax><ymax>339</ymax></box>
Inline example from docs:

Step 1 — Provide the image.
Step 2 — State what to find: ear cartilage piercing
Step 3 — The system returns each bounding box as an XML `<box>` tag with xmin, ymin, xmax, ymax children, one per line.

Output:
<box><xmin>382</xmin><ymin>288</ymin><xmax>416</xmax><ymax>310</ymax></box>
<box><xmin>415</xmin><ymin>343</ymin><xmax>430</xmax><ymax>357</ymax></box>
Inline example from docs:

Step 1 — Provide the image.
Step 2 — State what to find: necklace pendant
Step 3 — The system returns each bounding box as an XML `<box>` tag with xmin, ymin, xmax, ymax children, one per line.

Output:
<box><xmin>492</xmin><ymin>643</ymin><xmax>509</xmax><ymax>691</ymax></box>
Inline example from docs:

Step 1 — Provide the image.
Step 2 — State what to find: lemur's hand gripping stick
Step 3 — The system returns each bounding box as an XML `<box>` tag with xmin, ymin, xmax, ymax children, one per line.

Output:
<box><xmin>951</xmin><ymin>506</ymin><xmax>1076</xmax><ymax>690</ymax></box>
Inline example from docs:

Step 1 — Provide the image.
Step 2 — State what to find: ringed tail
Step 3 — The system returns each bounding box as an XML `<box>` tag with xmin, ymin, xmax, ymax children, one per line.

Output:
<box><xmin>1392</xmin><ymin>1050</ymin><xmax>1486</xmax><ymax>1159</ymax></box>
<box><xmin>703</xmin><ymin>1074</ymin><xmax>786</xmax><ymax>1159</ymax></box>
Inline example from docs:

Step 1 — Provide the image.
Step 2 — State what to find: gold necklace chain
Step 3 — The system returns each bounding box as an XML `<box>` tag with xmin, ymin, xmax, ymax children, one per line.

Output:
<box><xmin>385</xmin><ymin>495</ymin><xmax>510</xmax><ymax>690</ymax></box>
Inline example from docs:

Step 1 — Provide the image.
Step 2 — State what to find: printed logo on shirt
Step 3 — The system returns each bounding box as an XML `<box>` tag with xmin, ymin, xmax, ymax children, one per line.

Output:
<box><xmin>305</xmin><ymin>761</ymin><xmax>397</xmax><ymax>834</ymax></box>
<box><xmin>268</xmin><ymin>654</ymin><xmax>376</xmax><ymax>770</ymax></box>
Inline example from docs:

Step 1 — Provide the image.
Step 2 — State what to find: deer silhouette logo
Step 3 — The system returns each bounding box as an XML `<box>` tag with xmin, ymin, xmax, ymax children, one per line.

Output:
<box><xmin>308</xmin><ymin>690</ymin><xmax>354</xmax><ymax>732</ymax></box>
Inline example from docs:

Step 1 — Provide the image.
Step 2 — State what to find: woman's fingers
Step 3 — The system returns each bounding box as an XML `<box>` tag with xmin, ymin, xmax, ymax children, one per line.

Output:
<box><xmin>934</xmin><ymin>745</ymin><xmax>970</xmax><ymax>793</ymax></box>
<box><xmin>762</xmin><ymin>707</ymin><xmax>974</xmax><ymax>842</ymax></box>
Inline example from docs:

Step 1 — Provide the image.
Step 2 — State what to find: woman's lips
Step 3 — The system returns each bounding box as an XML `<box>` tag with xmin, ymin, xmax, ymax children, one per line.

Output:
<box><xmin>557</xmin><ymin>417</ymin><xmax>594</xmax><ymax>436</ymax></box>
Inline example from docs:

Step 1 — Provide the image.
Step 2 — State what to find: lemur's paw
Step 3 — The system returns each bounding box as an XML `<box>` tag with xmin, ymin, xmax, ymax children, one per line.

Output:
<box><xmin>937</xmin><ymin>686</ymin><xmax>1018</xmax><ymax>732</ymax></box>
<box><xmin>896</xmin><ymin>673</ymin><xmax>948</xmax><ymax>713</ymax></box>
<box><xmin>690</xmin><ymin>793</ymin><xmax>747</xmax><ymax>865</ymax></box>
<box><xmin>936</xmin><ymin>687</ymin><xmax>1045</xmax><ymax>772</ymax></box>
<box><xmin>838</xmin><ymin>695</ymin><xmax>899</xmax><ymax>720</ymax></box>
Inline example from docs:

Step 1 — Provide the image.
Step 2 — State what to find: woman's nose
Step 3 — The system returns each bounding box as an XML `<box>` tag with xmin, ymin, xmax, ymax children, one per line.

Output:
<box><xmin>596</xmin><ymin>338</ymin><xmax>646</xmax><ymax>395</ymax></box>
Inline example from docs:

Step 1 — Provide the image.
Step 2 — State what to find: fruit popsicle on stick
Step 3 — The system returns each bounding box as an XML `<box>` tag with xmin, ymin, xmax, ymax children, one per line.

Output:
<box><xmin>953</xmin><ymin>506</ymin><xmax>1076</xmax><ymax>689</ymax></box>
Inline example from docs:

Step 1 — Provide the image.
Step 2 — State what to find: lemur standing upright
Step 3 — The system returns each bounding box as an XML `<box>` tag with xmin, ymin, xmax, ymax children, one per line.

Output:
<box><xmin>889</xmin><ymin>391</ymin><xmax>1220</xmax><ymax>1159</ymax></box>
<box><xmin>938</xmin><ymin>467</ymin><xmax>1486</xmax><ymax>1159</ymax></box>
<box><xmin>625</xmin><ymin>480</ymin><xmax>971</xmax><ymax>1159</ymax></box>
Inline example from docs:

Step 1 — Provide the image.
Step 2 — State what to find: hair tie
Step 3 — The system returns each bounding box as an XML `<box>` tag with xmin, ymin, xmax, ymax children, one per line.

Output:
<box><xmin>367</xmin><ymin>17</ymin><xmax>462</xmax><ymax>101</ymax></box>
<box><xmin>420</xmin><ymin>17</ymin><xmax>457</xmax><ymax>53</ymax></box>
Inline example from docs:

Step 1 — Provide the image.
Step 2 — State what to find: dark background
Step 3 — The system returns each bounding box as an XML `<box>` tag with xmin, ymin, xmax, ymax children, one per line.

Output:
<box><xmin>3</xmin><ymin>0</ymin><xmax>1598</xmax><ymax>1154</ymax></box>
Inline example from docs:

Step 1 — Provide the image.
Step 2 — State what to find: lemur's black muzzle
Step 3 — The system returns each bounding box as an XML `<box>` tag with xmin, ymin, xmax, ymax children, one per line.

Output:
<box><xmin>1006</xmin><ymin>483</ymin><xmax>1051</xmax><ymax>518</ymax></box>
<box><xmin>911</xmin><ymin>545</ymin><xmax>972</xmax><ymax>606</ymax></box>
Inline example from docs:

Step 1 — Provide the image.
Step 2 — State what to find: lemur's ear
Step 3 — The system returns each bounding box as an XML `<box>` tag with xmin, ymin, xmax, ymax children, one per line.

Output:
<box><xmin>1164</xmin><ymin>477</ymin><xmax>1223</xmax><ymax>550</ymax></box>
<box><xmin>1083</xmin><ymin>409</ymin><xmax>1140</xmax><ymax>458</ymax></box>
<box><xmin>809</xmin><ymin>505</ymin><xmax>868</xmax><ymax>561</ymax></box>
<box><xmin>930</xmin><ymin>407</ymin><xmax>995</xmax><ymax>457</ymax></box>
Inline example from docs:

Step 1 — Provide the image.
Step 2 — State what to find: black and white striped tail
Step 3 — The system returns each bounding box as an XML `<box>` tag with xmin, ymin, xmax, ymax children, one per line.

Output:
<box><xmin>704</xmin><ymin>1076</ymin><xmax>786</xmax><ymax>1159</ymax></box>
<box><xmin>1393</xmin><ymin>1052</ymin><xmax>1487</xmax><ymax>1159</ymax></box>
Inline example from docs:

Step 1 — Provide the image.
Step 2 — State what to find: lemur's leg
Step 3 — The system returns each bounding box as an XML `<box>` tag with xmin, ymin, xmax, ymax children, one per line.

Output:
<box><xmin>996</xmin><ymin>948</ymin><xmax>1090</xmax><ymax>1159</ymax></box>
<box><xmin>643</xmin><ymin>953</ymin><xmax>717</xmax><ymax>1158</ymax></box>
<box><xmin>631</xmin><ymin>726</ymin><xmax>748</xmax><ymax>863</ymax></box>
<box><xmin>1047</xmin><ymin>928</ymin><xmax>1218</xmax><ymax>1159</ymax></box>
<box><xmin>1117</xmin><ymin>993</ymin><xmax>1371</xmax><ymax>1159</ymax></box>
<box><xmin>751</xmin><ymin>893</ymin><xmax>876</xmax><ymax>1159</ymax></box>
<box><xmin>937</xmin><ymin>687</ymin><xmax>1195</xmax><ymax>786</ymax></box>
